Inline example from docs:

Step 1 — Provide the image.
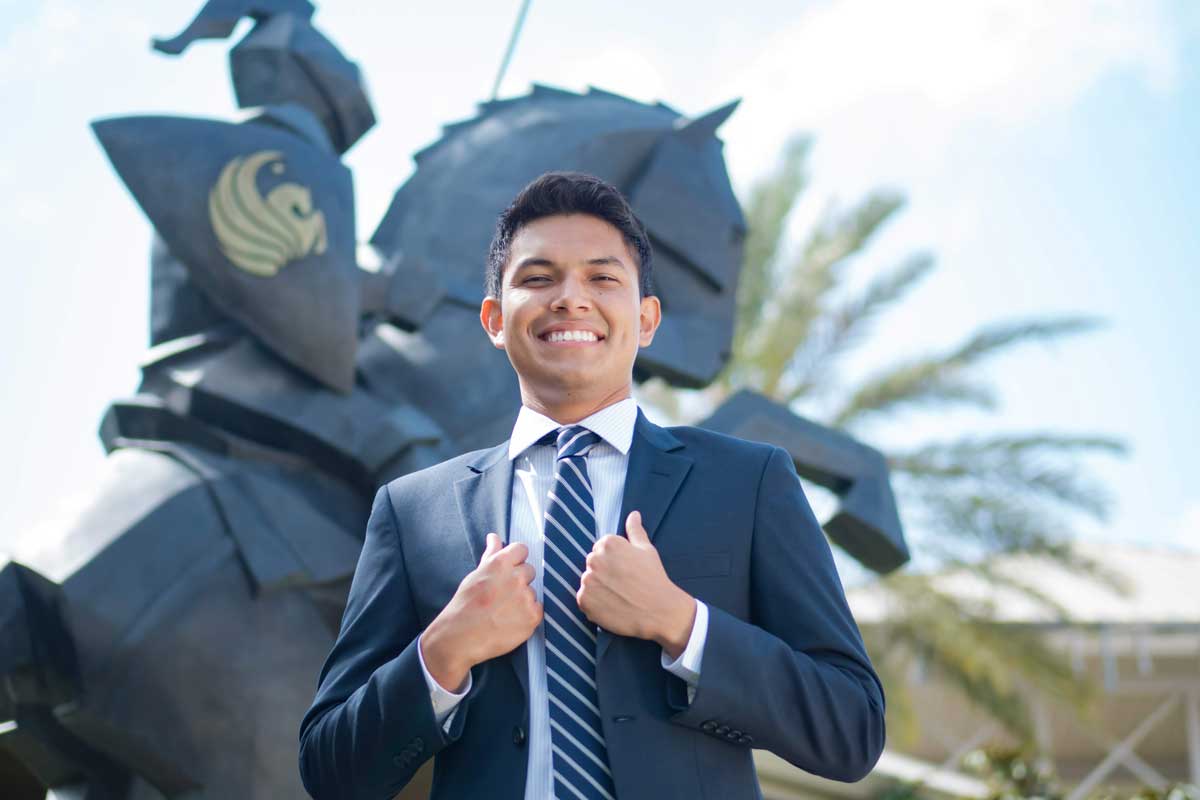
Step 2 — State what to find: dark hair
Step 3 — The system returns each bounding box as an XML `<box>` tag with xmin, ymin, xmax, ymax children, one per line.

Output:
<box><xmin>485</xmin><ymin>172</ymin><xmax>654</xmax><ymax>298</ymax></box>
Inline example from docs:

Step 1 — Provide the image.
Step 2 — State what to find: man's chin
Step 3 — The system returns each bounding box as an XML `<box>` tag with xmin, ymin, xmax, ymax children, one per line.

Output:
<box><xmin>524</xmin><ymin>348</ymin><xmax>604</xmax><ymax>373</ymax></box>
<box><xmin>524</xmin><ymin>365</ymin><xmax>607</xmax><ymax>394</ymax></box>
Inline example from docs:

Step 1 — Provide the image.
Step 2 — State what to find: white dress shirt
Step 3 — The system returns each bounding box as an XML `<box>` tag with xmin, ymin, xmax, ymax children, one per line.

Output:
<box><xmin>417</xmin><ymin>397</ymin><xmax>709</xmax><ymax>799</ymax></box>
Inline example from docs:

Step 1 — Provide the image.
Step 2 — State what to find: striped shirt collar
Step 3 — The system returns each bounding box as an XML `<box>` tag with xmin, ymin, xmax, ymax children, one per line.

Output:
<box><xmin>508</xmin><ymin>397</ymin><xmax>638</xmax><ymax>460</ymax></box>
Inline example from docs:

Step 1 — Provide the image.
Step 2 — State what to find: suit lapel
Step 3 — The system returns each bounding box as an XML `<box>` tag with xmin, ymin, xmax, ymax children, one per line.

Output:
<box><xmin>453</xmin><ymin>443</ymin><xmax>530</xmax><ymax>700</ymax></box>
<box><xmin>451</xmin><ymin>413</ymin><xmax>694</xmax><ymax>686</ymax></box>
<box><xmin>454</xmin><ymin>443</ymin><xmax>513</xmax><ymax>562</ymax></box>
<box><xmin>598</xmin><ymin>410</ymin><xmax>693</xmax><ymax>661</ymax></box>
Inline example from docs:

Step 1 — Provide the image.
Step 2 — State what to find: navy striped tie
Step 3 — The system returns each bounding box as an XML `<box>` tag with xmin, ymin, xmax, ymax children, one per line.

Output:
<box><xmin>542</xmin><ymin>425</ymin><xmax>617</xmax><ymax>800</ymax></box>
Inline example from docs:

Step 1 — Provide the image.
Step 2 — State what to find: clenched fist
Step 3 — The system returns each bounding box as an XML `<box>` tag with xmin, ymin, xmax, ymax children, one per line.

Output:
<box><xmin>576</xmin><ymin>511</ymin><xmax>697</xmax><ymax>658</ymax></box>
<box><xmin>420</xmin><ymin>533</ymin><xmax>541</xmax><ymax>691</ymax></box>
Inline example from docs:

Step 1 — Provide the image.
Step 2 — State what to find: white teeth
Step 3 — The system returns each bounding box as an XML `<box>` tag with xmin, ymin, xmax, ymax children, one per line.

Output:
<box><xmin>546</xmin><ymin>330</ymin><xmax>599</xmax><ymax>343</ymax></box>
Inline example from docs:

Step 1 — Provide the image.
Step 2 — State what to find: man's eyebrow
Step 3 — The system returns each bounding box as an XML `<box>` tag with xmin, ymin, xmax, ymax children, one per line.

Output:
<box><xmin>587</xmin><ymin>256</ymin><xmax>628</xmax><ymax>268</ymax></box>
<box><xmin>512</xmin><ymin>255</ymin><xmax>628</xmax><ymax>270</ymax></box>
<box><xmin>512</xmin><ymin>257</ymin><xmax>556</xmax><ymax>271</ymax></box>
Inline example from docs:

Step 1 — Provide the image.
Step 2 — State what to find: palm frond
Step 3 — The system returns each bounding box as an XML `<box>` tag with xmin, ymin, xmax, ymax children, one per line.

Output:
<box><xmin>844</xmin><ymin>366</ymin><xmax>1002</xmax><ymax>424</ymax></box>
<box><xmin>952</xmin><ymin>558</ymin><xmax>1075</xmax><ymax>622</ymax></box>
<box><xmin>879</xmin><ymin>576</ymin><xmax>1093</xmax><ymax>737</ymax></box>
<box><xmin>981</xmin><ymin>538</ymin><xmax>1133</xmax><ymax>596</ymax></box>
<box><xmin>745</xmin><ymin>190</ymin><xmax>907</xmax><ymax>396</ymax></box>
<box><xmin>908</xmin><ymin>486</ymin><xmax>1074</xmax><ymax>556</ymax></box>
<box><xmin>731</xmin><ymin>136</ymin><xmax>812</xmax><ymax>368</ymax></box>
<box><xmin>781</xmin><ymin>252</ymin><xmax>936</xmax><ymax>402</ymax></box>
<box><xmin>890</xmin><ymin>433</ymin><xmax>1127</xmax><ymax>520</ymax></box>
<box><xmin>831</xmin><ymin>316</ymin><xmax>1105</xmax><ymax>428</ymax></box>
<box><xmin>904</xmin><ymin>500</ymin><xmax>1133</xmax><ymax>602</ymax></box>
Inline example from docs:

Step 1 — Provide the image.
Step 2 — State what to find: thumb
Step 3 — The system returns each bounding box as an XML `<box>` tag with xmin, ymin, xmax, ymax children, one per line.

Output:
<box><xmin>482</xmin><ymin>532</ymin><xmax>502</xmax><ymax>561</ymax></box>
<box><xmin>625</xmin><ymin>511</ymin><xmax>650</xmax><ymax>545</ymax></box>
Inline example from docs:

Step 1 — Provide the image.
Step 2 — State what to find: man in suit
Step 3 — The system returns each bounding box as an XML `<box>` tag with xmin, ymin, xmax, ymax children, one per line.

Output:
<box><xmin>299</xmin><ymin>172</ymin><xmax>886</xmax><ymax>800</ymax></box>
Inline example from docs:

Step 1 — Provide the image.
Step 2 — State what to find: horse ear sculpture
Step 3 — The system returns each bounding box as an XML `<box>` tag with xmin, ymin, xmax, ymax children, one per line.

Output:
<box><xmin>627</xmin><ymin>99</ymin><xmax>747</xmax><ymax>385</ymax></box>
<box><xmin>369</xmin><ymin>84</ymin><xmax>747</xmax><ymax>388</ymax></box>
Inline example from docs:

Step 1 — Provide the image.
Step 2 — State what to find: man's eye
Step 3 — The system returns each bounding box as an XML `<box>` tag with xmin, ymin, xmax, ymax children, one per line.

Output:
<box><xmin>523</xmin><ymin>275</ymin><xmax>551</xmax><ymax>284</ymax></box>
<box><xmin>593</xmin><ymin>275</ymin><xmax>618</xmax><ymax>282</ymax></box>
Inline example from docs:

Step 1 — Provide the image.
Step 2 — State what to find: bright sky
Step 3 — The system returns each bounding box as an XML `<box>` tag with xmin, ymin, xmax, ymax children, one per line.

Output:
<box><xmin>1</xmin><ymin>0</ymin><xmax>1197</xmax><ymax>556</ymax></box>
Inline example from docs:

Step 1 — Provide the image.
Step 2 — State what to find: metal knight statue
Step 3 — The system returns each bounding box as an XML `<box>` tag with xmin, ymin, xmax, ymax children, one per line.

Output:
<box><xmin>0</xmin><ymin>2</ymin><xmax>907</xmax><ymax>798</ymax></box>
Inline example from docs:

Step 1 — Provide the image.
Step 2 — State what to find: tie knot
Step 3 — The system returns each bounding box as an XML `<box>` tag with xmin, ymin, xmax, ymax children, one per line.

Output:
<box><xmin>555</xmin><ymin>425</ymin><xmax>601</xmax><ymax>459</ymax></box>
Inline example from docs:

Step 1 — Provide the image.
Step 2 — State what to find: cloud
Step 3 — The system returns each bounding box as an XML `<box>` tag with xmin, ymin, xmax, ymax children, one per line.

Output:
<box><xmin>0</xmin><ymin>1</ymin><xmax>196</xmax><ymax>91</ymax></box>
<box><xmin>717</xmin><ymin>0</ymin><xmax>1184</xmax><ymax>191</ymax></box>
<box><xmin>1</xmin><ymin>1</ymin><xmax>87</xmax><ymax>82</ymax></box>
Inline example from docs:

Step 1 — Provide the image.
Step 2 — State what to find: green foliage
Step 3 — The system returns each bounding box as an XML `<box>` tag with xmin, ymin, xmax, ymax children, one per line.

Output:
<box><xmin>865</xmin><ymin>576</ymin><xmax>1090</xmax><ymax>741</ymax></box>
<box><xmin>892</xmin><ymin>433</ymin><xmax>1126</xmax><ymax>521</ymax></box>
<box><xmin>732</xmin><ymin>135</ymin><xmax>812</xmax><ymax>359</ymax></box>
<box><xmin>675</xmin><ymin>136</ymin><xmax>1128</xmax><ymax>746</ymax></box>
<box><xmin>965</xmin><ymin>748</ymin><xmax>1198</xmax><ymax>800</ymax></box>
<box><xmin>964</xmin><ymin>747</ymin><xmax>1062</xmax><ymax>800</ymax></box>
<box><xmin>831</xmin><ymin>317</ymin><xmax>1104</xmax><ymax>430</ymax></box>
<box><xmin>779</xmin><ymin>251</ymin><xmax>935</xmax><ymax>403</ymax></box>
<box><xmin>732</xmin><ymin>187</ymin><xmax>907</xmax><ymax>397</ymax></box>
<box><xmin>881</xmin><ymin>747</ymin><xmax>1199</xmax><ymax>800</ymax></box>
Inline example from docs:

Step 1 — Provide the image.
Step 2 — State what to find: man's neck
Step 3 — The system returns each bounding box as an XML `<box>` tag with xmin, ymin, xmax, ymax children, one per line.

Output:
<box><xmin>520</xmin><ymin>384</ymin><xmax>632</xmax><ymax>425</ymax></box>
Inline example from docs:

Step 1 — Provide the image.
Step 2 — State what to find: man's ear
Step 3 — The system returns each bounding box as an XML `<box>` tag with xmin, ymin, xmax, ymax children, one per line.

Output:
<box><xmin>638</xmin><ymin>294</ymin><xmax>662</xmax><ymax>348</ymax></box>
<box><xmin>480</xmin><ymin>296</ymin><xmax>506</xmax><ymax>349</ymax></box>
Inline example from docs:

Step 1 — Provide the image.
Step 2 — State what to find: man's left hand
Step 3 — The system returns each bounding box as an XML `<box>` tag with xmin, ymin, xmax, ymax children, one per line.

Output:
<box><xmin>576</xmin><ymin>510</ymin><xmax>697</xmax><ymax>659</ymax></box>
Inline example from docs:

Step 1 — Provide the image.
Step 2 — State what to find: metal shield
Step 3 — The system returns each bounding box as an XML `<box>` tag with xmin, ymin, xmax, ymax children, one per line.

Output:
<box><xmin>94</xmin><ymin>114</ymin><xmax>359</xmax><ymax>392</ymax></box>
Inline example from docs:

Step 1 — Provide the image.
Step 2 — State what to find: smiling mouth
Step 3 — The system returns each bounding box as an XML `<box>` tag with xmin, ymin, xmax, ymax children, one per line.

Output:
<box><xmin>540</xmin><ymin>330</ymin><xmax>604</xmax><ymax>344</ymax></box>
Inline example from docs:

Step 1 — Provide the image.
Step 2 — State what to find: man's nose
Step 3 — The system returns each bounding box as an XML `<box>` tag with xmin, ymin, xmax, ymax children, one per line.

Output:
<box><xmin>551</xmin><ymin>275</ymin><xmax>592</xmax><ymax>311</ymax></box>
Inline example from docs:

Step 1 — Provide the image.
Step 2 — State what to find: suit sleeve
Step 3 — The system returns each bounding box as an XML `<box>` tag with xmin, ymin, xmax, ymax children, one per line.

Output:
<box><xmin>668</xmin><ymin>446</ymin><xmax>886</xmax><ymax>782</ymax></box>
<box><xmin>298</xmin><ymin>485</ymin><xmax>470</xmax><ymax>800</ymax></box>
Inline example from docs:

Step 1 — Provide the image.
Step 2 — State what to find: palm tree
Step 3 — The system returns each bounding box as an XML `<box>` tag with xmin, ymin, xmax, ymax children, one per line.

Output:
<box><xmin>642</xmin><ymin>135</ymin><xmax>1128</xmax><ymax>746</ymax></box>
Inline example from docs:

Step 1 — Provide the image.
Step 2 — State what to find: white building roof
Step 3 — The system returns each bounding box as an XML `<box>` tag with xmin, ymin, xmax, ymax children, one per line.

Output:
<box><xmin>847</xmin><ymin>541</ymin><xmax>1200</xmax><ymax>627</ymax></box>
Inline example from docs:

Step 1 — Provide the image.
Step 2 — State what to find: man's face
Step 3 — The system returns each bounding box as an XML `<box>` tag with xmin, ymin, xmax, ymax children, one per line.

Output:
<box><xmin>480</xmin><ymin>213</ymin><xmax>660</xmax><ymax>411</ymax></box>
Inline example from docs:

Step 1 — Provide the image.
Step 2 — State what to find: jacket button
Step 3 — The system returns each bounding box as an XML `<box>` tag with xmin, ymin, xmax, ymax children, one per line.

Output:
<box><xmin>701</xmin><ymin>721</ymin><xmax>718</xmax><ymax>732</ymax></box>
<box><xmin>739</xmin><ymin>735</ymin><xmax>754</xmax><ymax>745</ymax></box>
<box><xmin>715</xmin><ymin>725</ymin><xmax>730</xmax><ymax>736</ymax></box>
<box><xmin>513</xmin><ymin>726</ymin><xmax>527</xmax><ymax>747</ymax></box>
<box><xmin>413</xmin><ymin>737</ymin><xmax>424</xmax><ymax>752</ymax></box>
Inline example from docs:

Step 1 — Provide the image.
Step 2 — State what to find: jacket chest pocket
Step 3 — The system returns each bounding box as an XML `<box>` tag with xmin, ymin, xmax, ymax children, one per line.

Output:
<box><xmin>660</xmin><ymin>551</ymin><xmax>731</xmax><ymax>580</ymax></box>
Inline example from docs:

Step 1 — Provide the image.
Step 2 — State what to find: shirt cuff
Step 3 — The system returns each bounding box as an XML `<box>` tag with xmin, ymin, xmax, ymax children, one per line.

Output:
<box><xmin>661</xmin><ymin>599</ymin><xmax>708</xmax><ymax>696</ymax></box>
<box><xmin>418</xmin><ymin>636</ymin><xmax>472</xmax><ymax>728</ymax></box>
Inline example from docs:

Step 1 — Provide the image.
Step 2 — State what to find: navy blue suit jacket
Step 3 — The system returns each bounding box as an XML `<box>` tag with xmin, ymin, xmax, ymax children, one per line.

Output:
<box><xmin>299</xmin><ymin>411</ymin><xmax>885</xmax><ymax>799</ymax></box>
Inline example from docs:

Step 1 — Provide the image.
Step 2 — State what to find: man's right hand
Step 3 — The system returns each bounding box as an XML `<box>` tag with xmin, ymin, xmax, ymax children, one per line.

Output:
<box><xmin>419</xmin><ymin>533</ymin><xmax>541</xmax><ymax>691</ymax></box>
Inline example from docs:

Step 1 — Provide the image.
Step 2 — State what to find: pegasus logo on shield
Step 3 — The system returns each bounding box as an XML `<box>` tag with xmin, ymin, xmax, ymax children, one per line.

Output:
<box><xmin>207</xmin><ymin>150</ymin><xmax>328</xmax><ymax>277</ymax></box>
